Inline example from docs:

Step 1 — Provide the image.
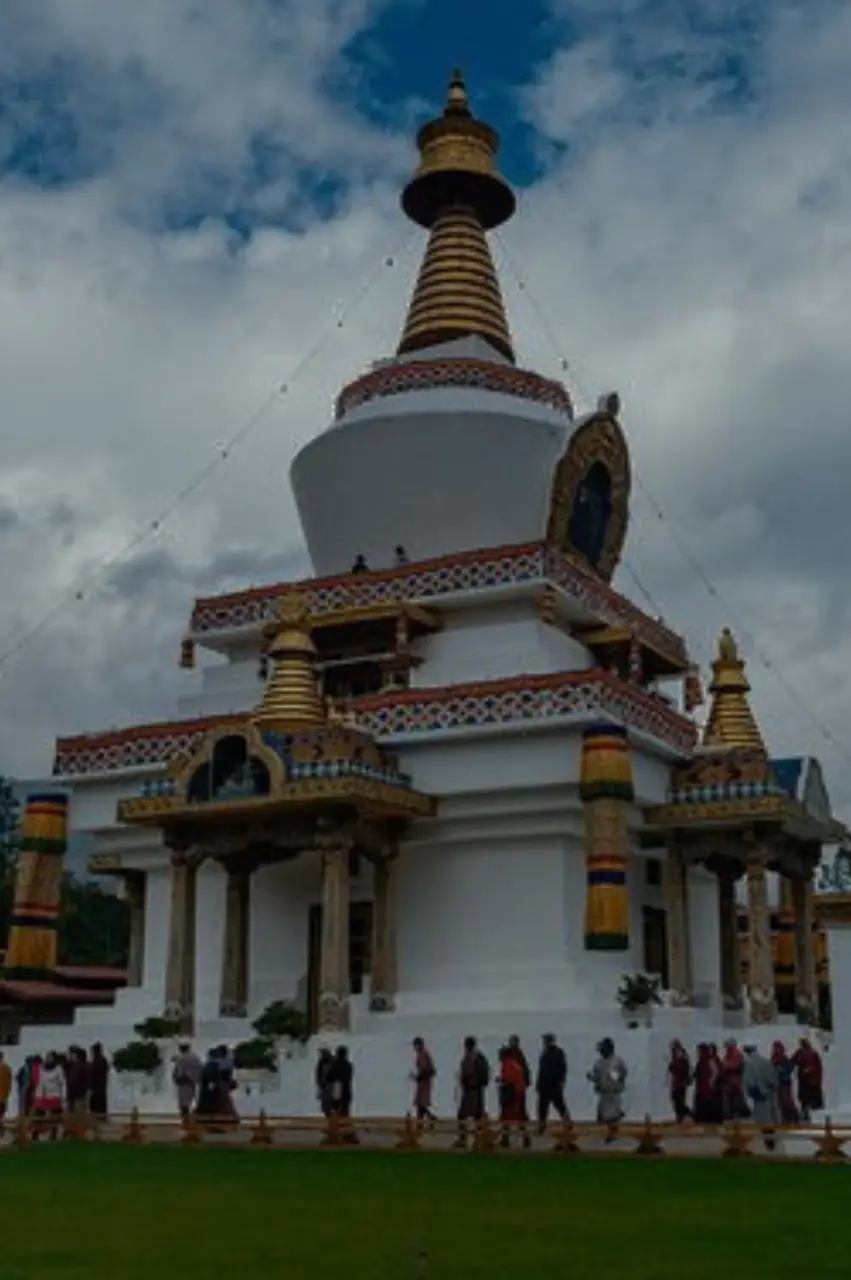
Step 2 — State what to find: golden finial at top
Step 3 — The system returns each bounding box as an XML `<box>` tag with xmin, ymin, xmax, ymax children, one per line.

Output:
<box><xmin>397</xmin><ymin>69</ymin><xmax>516</xmax><ymax>361</ymax></box>
<box><xmin>717</xmin><ymin>627</ymin><xmax>738</xmax><ymax>662</ymax></box>
<box><xmin>702</xmin><ymin>627</ymin><xmax>766</xmax><ymax>753</ymax></box>
<box><xmin>445</xmin><ymin>68</ymin><xmax>471</xmax><ymax>116</ymax></box>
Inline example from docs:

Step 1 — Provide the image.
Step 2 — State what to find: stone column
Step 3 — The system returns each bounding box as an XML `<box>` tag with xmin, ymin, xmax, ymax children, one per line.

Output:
<box><xmin>792</xmin><ymin>873</ymin><xmax>817</xmax><ymax>1025</ymax></box>
<box><xmin>664</xmin><ymin>846</ymin><xmax>692</xmax><ymax>1003</ymax></box>
<box><xmin>318</xmin><ymin>836</ymin><xmax>352</xmax><ymax>1033</ymax></box>
<box><xmin>746</xmin><ymin>851</ymin><xmax>777</xmax><ymax>1023</ymax></box>
<box><xmin>124</xmin><ymin>873</ymin><xmax>146</xmax><ymax>988</ymax></box>
<box><xmin>370</xmin><ymin>851</ymin><xmax>399</xmax><ymax>1012</ymax></box>
<box><xmin>717</xmin><ymin>870</ymin><xmax>741</xmax><ymax>1008</ymax></box>
<box><xmin>219</xmin><ymin>864</ymin><xmax>252</xmax><ymax>1017</ymax></box>
<box><xmin>164</xmin><ymin>851</ymin><xmax>201</xmax><ymax>1033</ymax></box>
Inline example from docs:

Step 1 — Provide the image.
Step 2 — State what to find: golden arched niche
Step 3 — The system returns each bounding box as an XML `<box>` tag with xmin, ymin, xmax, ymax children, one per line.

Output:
<box><xmin>545</xmin><ymin>409</ymin><xmax>631</xmax><ymax>583</ymax></box>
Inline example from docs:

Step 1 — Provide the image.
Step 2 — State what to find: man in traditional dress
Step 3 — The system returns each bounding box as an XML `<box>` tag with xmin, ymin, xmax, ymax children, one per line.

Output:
<box><xmin>588</xmin><ymin>1038</ymin><xmax>627</xmax><ymax>1140</ymax></box>
<box><xmin>0</xmin><ymin>1052</ymin><xmax>11</xmax><ymax>1124</ymax></box>
<box><xmin>410</xmin><ymin>1037</ymin><xmax>437</xmax><ymax>1126</ymax></box>
<box><xmin>536</xmin><ymin>1033</ymin><xmax>569</xmax><ymax>1134</ymax></box>
<box><xmin>172</xmin><ymin>1042</ymin><xmax>202</xmax><ymax>1119</ymax></box>
<box><xmin>792</xmin><ymin>1038</ymin><xmax>824</xmax><ymax>1120</ymax></box>
<box><xmin>454</xmin><ymin>1036</ymin><xmax>490</xmax><ymax>1149</ymax></box>
<box><xmin>742</xmin><ymin>1044</ymin><xmax>779</xmax><ymax>1150</ymax></box>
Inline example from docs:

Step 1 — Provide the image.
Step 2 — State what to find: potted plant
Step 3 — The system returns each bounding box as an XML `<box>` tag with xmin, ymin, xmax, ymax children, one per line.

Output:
<box><xmin>251</xmin><ymin>1001</ymin><xmax>309</xmax><ymax>1058</ymax></box>
<box><xmin>617</xmin><ymin>972</ymin><xmax>663</xmax><ymax>1028</ymax></box>
<box><xmin>233</xmin><ymin>1036</ymin><xmax>279</xmax><ymax>1094</ymax></box>
<box><xmin>113</xmin><ymin>1039</ymin><xmax>163</xmax><ymax>1100</ymax></box>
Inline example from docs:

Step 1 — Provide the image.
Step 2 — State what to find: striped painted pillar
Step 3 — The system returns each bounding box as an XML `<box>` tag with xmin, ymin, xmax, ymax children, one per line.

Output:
<box><xmin>4</xmin><ymin>793</ymin><xmax>68</xmax><ymax>979</ymax></box>
<box><xmin>581</xmin><ymin>724</ymin><xmax>633</xmax><ymax>951</ymax></box>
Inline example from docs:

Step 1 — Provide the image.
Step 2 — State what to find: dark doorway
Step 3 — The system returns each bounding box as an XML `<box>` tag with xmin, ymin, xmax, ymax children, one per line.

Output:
<box><xmin>306</xmin><ymin>901</ymin><xmax>373</xmax><ymax>1033</ymax></box>
<box><xmin>642</xmin><ymin>906</ymin><xmax>669</xmax><ymax>987</ymax></box>
<box><xmin>569</xmin><ymin>461</ymin><xmax>613</xmax><ymax>569</ymax></box>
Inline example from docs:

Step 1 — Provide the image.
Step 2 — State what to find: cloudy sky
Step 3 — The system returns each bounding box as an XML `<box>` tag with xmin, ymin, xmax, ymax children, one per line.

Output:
<box><xmin>1</xmin><ymin>0</ymin><xmax>851</xmax><ymax>813</ymax></box>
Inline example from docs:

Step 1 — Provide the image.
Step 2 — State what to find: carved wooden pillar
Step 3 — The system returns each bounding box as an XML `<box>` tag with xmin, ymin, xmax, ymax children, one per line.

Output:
<box><xmin>792</xmin><ymin>873</ymin><xmax>817</xmax><ymax>1024</ymax></box>
<box><xmin>318</xmin><ymin>835</ymin><xmax>351</xmax><ymax>1033</ymax></box>
<box><xmin>746</xmin><ymin>851</ymin><xmax>777</xmax><ymax>1023</ymax></box>
<box><xmin>124</xmin><ymin>873</ymin><xmax>146</xmax><ymax>988</ymax></box>
<box><xmin>370</xmin><ymin>851</ymin><xmax>399</xmax><ymax>1012</ymax></box>
<box><xmin>717</xmin><ymin>870</ymin><xmax>741</xmax><ymax>1008</ymax></box>
<box><xmin>664</xmin><ymin>846</ymin><xmax>692</xmax><ymax>1002</ymax></box>
<box><xmin>164</xmin><ymin>851</ymin><xmax>201</xmax><ymax>1033</ymax></box>
<box><xmin>219</xmin><ymin>863</ymin><xmax>252</xmax><ymax>1017</ymax></box>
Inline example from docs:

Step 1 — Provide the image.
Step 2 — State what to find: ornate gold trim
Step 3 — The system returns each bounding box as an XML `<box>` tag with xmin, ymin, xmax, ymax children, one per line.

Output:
<box><xmin>645</xmin><ymin>796</ymin><xmax>789</xmax><ymax>827</ymax></box>
<box><xmin>118</xmin><ymin>775</ymin><xmax>436</xmax><ymax>827</ymax></box>
<box><xmin>167</xmin><ymin>720</ymin><xmax>286</xmax><ymax>793</ymax></box>
<box><xmin>545</xmin><ymin>411</ymin><xmax>630</xmax><ymax>583</ymax></box>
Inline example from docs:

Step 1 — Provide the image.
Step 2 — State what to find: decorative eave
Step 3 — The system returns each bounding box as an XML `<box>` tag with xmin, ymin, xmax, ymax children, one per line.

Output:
<box><xmin>118</xmin><ymin>775</ymin><xmax>435</xmax><ymax>828</ymax></box>
<box><xmin>569</xmin><ymin>622</ymin><xmax>688</xmax><ymax>678</ymax></box>
<box><xmin>644</xmin><ymin>795</ymin><xmax>844</xmax><ymax>844</ymax></box>
<box><xmin>185</xmin><ymin>541</ymin><xmax>690</xmax><ymax>672</ymax></box>
<box><xmin>814</xmin><ymin>893</ymin><xmax>851</xmax><ymax>926</ymax></box>
<box><xmin>334</xmin><ymin>359</ymin><xmax>573</xmax><ymax>423</ymax></box>
<box><xmin>54</xmin><ymin>668</ymin><xmax>697</xmax><ymax>778</ymax></box>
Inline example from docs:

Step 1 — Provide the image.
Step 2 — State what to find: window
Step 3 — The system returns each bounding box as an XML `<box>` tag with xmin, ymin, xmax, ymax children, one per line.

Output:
<box><xmin>645</xmin><ymin>858</ymin><xmax>662</xmax><ymax>887</ymax></box>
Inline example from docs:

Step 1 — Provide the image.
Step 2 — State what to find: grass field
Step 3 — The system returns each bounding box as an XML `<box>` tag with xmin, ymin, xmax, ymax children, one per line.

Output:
<box><xmin>0</xmin><ymin>1145</ymin><xmax>846</xmax><ymax>1279</ymax></box>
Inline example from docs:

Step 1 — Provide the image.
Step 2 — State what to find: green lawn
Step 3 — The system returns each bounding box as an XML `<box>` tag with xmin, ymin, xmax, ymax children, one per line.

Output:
<box><xmin>0</xmin><ymin>1145</ymin><xmax>846</xmax><ymax>1279</ymax></box>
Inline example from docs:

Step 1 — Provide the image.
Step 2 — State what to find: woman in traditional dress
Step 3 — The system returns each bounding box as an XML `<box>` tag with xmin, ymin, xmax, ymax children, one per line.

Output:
<box><xmin>33</xmin><ymin>1052</ymin><xmax>66</xmax><ymax>1141</ymax></box>
<box><xmin>692</xmin><ymin>1043</ymin><xmax>720</xmax><ymax>1123</ymax></box>
<box><xmin>792</xmin><ymin>1038</ymin><xmax>824</xmax><ymax>1120</ymax></box>
<box><xmin>771</xmin><ymin>1041</ymin><xmax>800</xmax><ymax>1124</ymax></box>
<box><xmin>88</xmin><ymin>1043</ymin><xmax>111</xmax><ymax>1121</ymax></box>
<box><xmin>720</xmin><ymin>1039</ymin><xmax>749</xmax><ymax>1120</ymax></box>
<box><xmin>667</xmin><ymin>1040</ymin><xmax>693</xmax><ymax>1123</ymax></box>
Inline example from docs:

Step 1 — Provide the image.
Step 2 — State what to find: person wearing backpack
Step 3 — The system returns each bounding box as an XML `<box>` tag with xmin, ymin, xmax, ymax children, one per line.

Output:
<box><xmin>454</xmin><ymin>1036</ymin><xmax>490</xmax><ymax>1148</ymax></box>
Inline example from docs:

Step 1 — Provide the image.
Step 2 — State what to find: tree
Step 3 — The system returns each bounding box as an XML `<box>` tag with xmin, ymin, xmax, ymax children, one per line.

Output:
<box><xmin>58</xmin><ymin>873</ymin><xmax>130</xmax><ymax>968</ymax></box>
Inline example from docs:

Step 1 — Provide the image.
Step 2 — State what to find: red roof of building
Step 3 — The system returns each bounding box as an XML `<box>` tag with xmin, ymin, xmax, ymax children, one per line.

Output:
<box><xmin>0</xmin><ymin>981</ymin><xmax>115</xmax><ymax>1004</ymax></box>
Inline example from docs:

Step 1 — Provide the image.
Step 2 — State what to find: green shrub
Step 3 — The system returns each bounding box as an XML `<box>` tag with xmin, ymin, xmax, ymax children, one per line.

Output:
<box><xmin>251</xmin><ymin>1000</ymin><xmax>309</xmax><ymax>1044</ymax></box>
<box><xmin>113</xmin><ymin>1040</ymin><xmax>163</xmax><ymax>1074</ymax></box>
<box><xmin>133</xmin><ymin>1015</ymin><xmax>182</xmax><ymax>1040</ymax></box>
<box><xmin>617</xmin><ymin>972</ymin><xmax>663</xmax><ymax>1012</ymax></box>
<box><xmin>233</xmin><ymin>1037</ymin><xmax>278</xmax><ymax>1073</ymax></box>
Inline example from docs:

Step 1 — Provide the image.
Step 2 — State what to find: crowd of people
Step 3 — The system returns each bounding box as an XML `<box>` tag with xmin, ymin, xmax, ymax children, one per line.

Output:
<box><xmin>0</xmin><ymin>1032</ymin><xmax>826</xmax><ymax>1148</ymax></box>
<box><xmin>0</xmin><ymin>1045</ymin><xmax>111</xmax><ymax>1137</ymax></box>
<box><xmin>667</xmin><ymin>1037</ymin><xmax>824</xmax><ymax>1137</ymax></box>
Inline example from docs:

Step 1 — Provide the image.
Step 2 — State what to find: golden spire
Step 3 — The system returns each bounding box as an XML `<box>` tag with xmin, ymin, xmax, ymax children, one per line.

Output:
<box><xmin>398</xmin><ymin>70</ymin><xmax>516</xmax><ymax>362</ymax></box>
<box><xmin>253</xmin><ymin>595</ymin><xmax>325</xmax><ymax>731</ymax></box>
<box><xmin>702</xmin><ymin>627</ymin><xmax>766</xmax><ymax>753</ymax></box>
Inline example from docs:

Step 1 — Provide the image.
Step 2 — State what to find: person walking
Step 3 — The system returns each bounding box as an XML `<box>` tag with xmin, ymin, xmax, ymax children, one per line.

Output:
<box><xmin>33</xmin><ymin>1052</ymin><xmax>66</xmax><ymax>1140</ymax></box>
<box><xmin>742</xmin><ymin>1044</ymin><xmax>779</xmax><ymax>1151</ymax></box>
<box><xmin>792</xmin><ymin>1038</ymin><xmax>824</xmax><ymax>1120</ymax></box>
<box><xmin>497</xmin><ymin>1046</ymin><xmax>530</xmax><ymax>1148</ymax></box>
<box><xmin>0</xmin><ymin>1052</ymin><xmax>12</xmax><ymax>1126</ymax></box>
<box><xmin>327</xmin><ymin>1046</ymin><xmax>357</xmax><ymax>1143</ymax></box>
<box><xmin>667</xmin><ymin>1040</ymin><xmax>693</xmax><ymax>1123</ymax></box>
<box><xmin>172</xmin><ymin>1043</ymin><xmax>202</xmax><ymax>1119</ymax></box>
<box><xmin>771</xmin><ymin>1041</ymin><xmax>799</xmax><ymax>1124</ymax></box>
<box><xmin>588</xmin><ymin>1038</ymin><xmax>627</xmax><ymax>1141</ymax></box>
<box><xmin>454</xmin><ymin>1036</ymin><xmax>490</xmax><ymax>1149</ymax></box>
<box><xmin>535</xmin><ymin>1033</ymin><xmax>568</xmax><ymax>1134</ymax></box>
<box><xmin>410</xmin><ymin>1037</ymin><xmax>437</xmax><ymax>1126</ymax></box>
<box><xmin>88</xmin><ymin>1043</ymin><xmax>111</xmax><ymax>1120</ymax></box>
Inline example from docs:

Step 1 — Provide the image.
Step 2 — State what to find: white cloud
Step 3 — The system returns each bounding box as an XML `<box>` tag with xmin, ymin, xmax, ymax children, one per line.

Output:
<box><xmin>2</xmin><ymin>0</ymin><xmax>851</xmax><ymax>826</ymax></box>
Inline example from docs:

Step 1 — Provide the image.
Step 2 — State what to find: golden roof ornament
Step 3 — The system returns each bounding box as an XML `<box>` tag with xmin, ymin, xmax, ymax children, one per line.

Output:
<box><xmin>397</xmin><ymin>69</ymin><xmax>516</xmax><ymax>362</ymax></box>
<box><xmin>253</xmin><ymin>592</ymin><xmax>326</xmax><ymax>730</ymax></box>
<box><xmin>702</xmin><ymin>626</ymin><xmax>766</xmax><ymax>753</ymax></box>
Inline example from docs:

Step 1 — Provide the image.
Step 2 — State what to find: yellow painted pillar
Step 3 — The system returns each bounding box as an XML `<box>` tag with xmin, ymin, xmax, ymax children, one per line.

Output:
<box><xmin>370</xmin><ymin>851</ymin><xmax>399</xmax><ymax>1012</ymax></box>
<box><xmin>164</xmin><ymin>852</ymin><xmax>200</xmax><ymax>1033</ymax></box>
<box><xmin>664</xmin><ymin>846</ymin><xmax>692</xmax><ymax>1000</ymax></box>
<box><xmin>318</xmin><ymin>836</ymin><xmax>351</xmax><ymax>1032</ymax></box>
<box><xmin>792</xmin><ymin>874</ymin><xmax>817</xmax><ymax>1024</ymax></box>
<box><xmin>581</xmin><ymin>725</ymin><xmax>633</xmax><ymax>951</ymax></box>
<box><xmin>219</xmin><ymin>865</ymin><xmax>252</xmax><ymax>1017</ymax></box>
<box><xmin>4</xmin><ymin>793</ymin><xmax>68</xmax><ymax>979</ymax></box>
<box><xmin>746</xmin><ymin>851</ymin><xmax>777</xmax><ymax>1023</ymax></box>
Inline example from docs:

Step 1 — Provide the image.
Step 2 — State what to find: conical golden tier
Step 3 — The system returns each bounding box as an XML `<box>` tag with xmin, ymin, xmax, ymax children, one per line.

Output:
<box><xmin>253</xmin><ymin>597</ymin><xmax>325</xmax><ymax>731</ymax></box>
<box><xmin>702</xmin><ymin>628</ymin><xmax>766</xmax><ymax>753</ymax></box>
<box><xmin>397</xmin><ymin>204</ymin><xmax>514</xmax><ymax>360</ymax></box>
